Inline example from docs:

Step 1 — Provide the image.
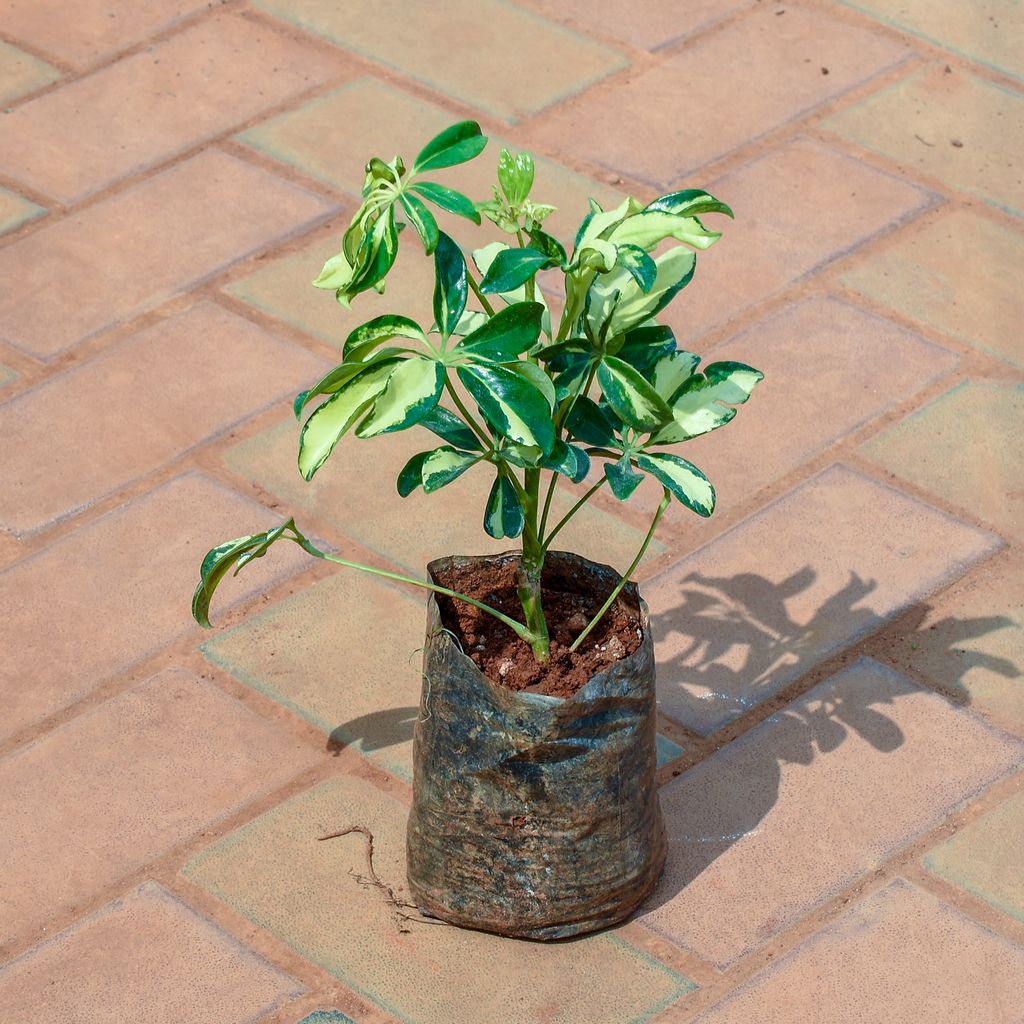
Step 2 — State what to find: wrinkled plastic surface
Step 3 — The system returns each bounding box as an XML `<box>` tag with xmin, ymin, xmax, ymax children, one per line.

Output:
<box><xmin>407</xmin><ymin>552</ymin><xmax>666</xmax><ymax>940</ymax></box>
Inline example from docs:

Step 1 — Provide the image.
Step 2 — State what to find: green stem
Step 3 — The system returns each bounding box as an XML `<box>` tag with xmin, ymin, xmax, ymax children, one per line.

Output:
<box><xmin>537</xmin><ymin>471</ymin><xmax>558</xmax><ymax>539</ymax></box>
<box><xmin>443</xmin><ymin>378</ymin><xmax>492</xmax><ymax>451</ymax></box>
<box><xmin>287</xmin><ymin>531</ymin><xmax>539</xmax><ymax>645</ymax></box>
<box><xmin>466</xmin><ymin>271</ymin><xmax>496</xmax><ymax>317</ymax></box>
<box><xmin>568</xmin><ymin>487</ymin><xmax>670</xmax><ymax>653</ymax></box>
<box><xmin>517</xmin><ymin>466</ymin><xmax>550</xmax><ymax>661</ymax></box>
<box><xmin>541</xmin><ymin>476</ymin><xmax>607</xmax><ymax>552</ymax></box>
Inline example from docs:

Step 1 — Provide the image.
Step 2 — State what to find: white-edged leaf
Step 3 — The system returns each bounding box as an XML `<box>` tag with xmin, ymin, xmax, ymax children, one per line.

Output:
<box><xmin>653</xmin><ymin>361</ymin><xmax>763</xmax><ymax>444</ymax></box>
<box><xmin>457</xmin><ymin>363</ymin><xmax>556</xmax><ymax>453</ymax></box>
<box><xmin>297</xmin><ymin>361</ymin><xmax>398</xmax><ymax>480</ymax></box>
<box><xmin>356</xmin><ymin>358</ymin><xmax>443</xmax><ymax>437</ymax></box>
<box><xmin>609</xmin><ymin>211</ymin><xmax>722</xmax><ymax>252</ymax></box>
<box><xmin>421</xmin><ymin>446</ymin><xmax>481</xmax><ymax>493</ymax></box>
<box><xmin>343</xmin><ymin>314</ymin><xmax>426</xmax><ymax>362</ymax></box>
<box><xmin>597</xmin><ymin>355</ymin><xmax>672</xmax><ymax>432</ymax></box>
<box><xmin>651</xmin><ymin>350</ymin><xmax>701</xmax><ymax>403</ymax></box>
<box><xmin>637</xmin><ymin>452</ymin><xmax>715</xmax><ymax>517</ymax></box>
<box><xmin>397</xmin><ymin>451</ymin><xmax>431</xmax><ymax>496</ymax></box>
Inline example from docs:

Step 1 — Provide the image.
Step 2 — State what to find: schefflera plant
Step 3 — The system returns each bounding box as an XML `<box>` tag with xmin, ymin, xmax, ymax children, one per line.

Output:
<box><xmin>193</xmin><ymin>121</ymin><xmax>762</xmax><ymax>663</ymax></box>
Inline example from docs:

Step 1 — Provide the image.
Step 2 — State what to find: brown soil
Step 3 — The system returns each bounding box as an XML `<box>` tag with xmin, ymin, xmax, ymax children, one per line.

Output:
<box><xmin>433</xmin><ymin>555</ymin><xmax>643</xmax><ymax>698</ymax></box>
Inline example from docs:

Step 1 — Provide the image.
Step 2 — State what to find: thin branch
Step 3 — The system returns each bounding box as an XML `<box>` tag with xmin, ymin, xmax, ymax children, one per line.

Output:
<box><xmin>466</xmin><ymin>269</ymin><xmax>497</xmax><ymax>316</ymax></box>
<box><xmin>541</xmin><ymin>476</ymin><xmax>607</xmax><ymax>552</ymax></box>
<box><xmin>569</xmin><ymin>487</ymin><xmax>670</xmax><ymax>652</ymax></box>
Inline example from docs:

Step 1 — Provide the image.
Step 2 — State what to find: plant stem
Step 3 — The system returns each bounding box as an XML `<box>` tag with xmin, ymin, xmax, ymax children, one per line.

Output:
<box><xmin>466</xmin><ymin>271</ymin><xmax>496</xmax><ymax>317</ymax></box>
<box><xmin>541</xmin><ymin>476</ymin><xmax>607</xmax><ymax>552</ymax></box>
<box><xmin>517</xmin><ymin>466</ymin><xmax>550</xmax><ymax>661</ymax></box>
<box><xmin>537</xmin><ymin>471</ymin><xmax>558</xmax><ymax>539</ymax></box>
<box><xmin>568</xmin><ymin>487</ymin><xmax>670</xmax><ymax>653</ymax></box>
<box><xmin>287</xmin><ymin>530</ymin><xmax>540</xmax><ymax>646</ymax></box>
<box><xmin>443</xmin><ymin>378</ymin><xmax>492</xmax><ymax>451</ymax></box>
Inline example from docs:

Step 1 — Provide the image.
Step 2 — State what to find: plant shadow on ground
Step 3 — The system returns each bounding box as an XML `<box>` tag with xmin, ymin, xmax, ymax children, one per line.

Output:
<box><xmin>326</xmin><ymin>707</ymin><xmax>419</xmax><ymax>756</ymax></box>
<box><xmin>639</xmin><ymin>566</ymin><xmax>1019</xmax><ymax>913</ymax></box>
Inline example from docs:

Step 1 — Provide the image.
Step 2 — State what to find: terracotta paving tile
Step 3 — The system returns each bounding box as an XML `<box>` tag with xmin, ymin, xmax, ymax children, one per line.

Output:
<box><xmin>0</xmin><ymin>303</ymin><xmax>327</xmax><ymax>536</ymax></box>
<box><xmin>184</xmin><ymin>774</ymin><xmax>695</xmax><ymax>1023</ymax></box>
<box><xmin>223</xmin><ymin>231</ymin><xmax>437</xmax><ymax>349</ymax></box>
<box><xmin>640</xmin><ymin>660</ymin><xmax>1024</xmax><ymax>967</ymax></box>
<box><xmin>634</xmin><ymin>296</ymin><xmax>957</xmax><ymax>521</ymax></box>
<box><xmin>841</xmin><ymin>208</ymin><xmax>1024</xmax><ymax>369</ymax></box>
<box><xmin>924</xmin><ymin>791</ymin><xmax>1024</xmax><ymax>925</ymax></box>
<box><xmin>254</xmin><ymin>0</ymin><xmax>626</xmax><ymax>123</ymax></box>
<box><xmin>202</xmin><ymin>571</ymin><xmax>424</xmax><ymax>782</ymax></box>
<box><xmin>0</xmin><ymin>473</ymin><xmax>308</xmax><ymax>743</ymax></box>
<box><xmin>1</xmin><ymin>0</ymin><xmax>211</xmax><ymax>70</ymax></box>
<box><xmin>645</xmin><ymin>465</ymin><xmax>1001</xmax><ymax>735</ymax></box>
<box><xmin>523</xmin><ymin>0</ymin><xmax>753</xmax><ymax>51</ymax></box>
<box><xmin>237</xmin><ymin>77</ymin><xmax>624</xmax><ymax>249</ymax></box>
<box><xmin>824</xmin><ymin>64</ymin><xmax>1024</xmax><ymax>217</ymax></box>
<box><xmin>0</xmin><ymin>39</ymin><xmax>59</xmax><ymax>103</ymax></box>
<box><xmin>0</xmin><ymin>185</ymin><xmax>45</xmax><ymax>235</ymax></box>
<box><xmin>0</xmin><ymin>882</ymin><xmax>304</xmax><ymax>1020</ymax></box>
<box><xmin>840</xmin><ymin>0</ymin><xmax>1024</xmax><ymax>82</ymax></box>
<box><xmin>657</xmin><ymin>138</ymin><xmax>934</xmax><ymax>342</ymax></box>
<box><xmin>885</xmin><ymin>565</ymin><xmax>1024</xmax><ymax>734</ymax></box>
<box><xmin>689</xmin><ymin>879</ymin><xmax>1024</xmax><ymax>1022</ymax></box>
<box><xmin>0</xmin><ymin>667</ymin><xmax>319</xmax><ymax>944</ymax></box>
<box><xmin>224</xmin><ymin>417</ymin><xmax>665</xmax><ymax>578</ymax></box>
<box><xmin>530</xmin><ymin>4</ymin><xmax>907</xmax><ymax>186</ymax></box>
<box><xmin>861</xmin><ymin>381</ymin><xmax>1024</xmax><ymax>543</ymax></box>
<box><xmin>0</xmin><ymin>149</ymin><xmax>336</xmax><ymax>361</ymax></box>
<box><xmin>0</xmin><ymin>13</ymin><xmax>341</xmax><ymax>203</ymax></box>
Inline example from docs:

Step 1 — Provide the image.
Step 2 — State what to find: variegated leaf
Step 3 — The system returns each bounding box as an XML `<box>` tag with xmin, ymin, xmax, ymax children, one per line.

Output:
<box><xmin>458</xmin><ymin>302</ymin><xmax>545</xmax><ymax>361</ymax></box>
<box><xmin>399</xmin><ymin>192</ymin><xmax>440</xmax><ymax>254</ymax></box>
<box><xmin>457</xmin><ymin>362</ymin><xmax>556</xmax><ymax>453</ymax></box>
<box><xmin>397</xmin><ymin>451</ymin><xmax>431</xmax><ymax>496</ymax></box>
<box><xmin>483</xmin><ymin>473</ymin><xmax>525</xmax><ymax>539</ymax></box>
<box><xmin>597</xmin><ymin>355</ymin><xmax>672</xmax><ymax>432</ymax></box>
<box><xmin>605</xmin><ymin>456</ymin><xmax>645</xmax><ymax>500</ymax></box>
<box><xmin>637</xmin><ymin>452</ymin><xmax>715</xmax><ymax>517</ymax></box>
<box><xmin>651</xmin><ymin>350</ymin><xmax>701</xmax><ymax>403</ymax></box>
<box><xmin>417</xmin><ymin>406</ymin><xmax>483</xmax><ymax>451</ymax></box>
<box><xmin>421</xmin><ymin>446</ymin><xmax>481</xmax><ymax>493</ymax></box>
<box><xmin>652</xmin><ymin>361</ymin><xmax>763</xmax><ymax>444</ymax></box>
<box><xmin>342</xmin><ymin>314</ymin><xmax>427</xmax><ymax>362</ymax></box>
<box><xmin>356</xmin><ymin>358</ymin><xmax>443</xmax><ymax>437</ymax></box>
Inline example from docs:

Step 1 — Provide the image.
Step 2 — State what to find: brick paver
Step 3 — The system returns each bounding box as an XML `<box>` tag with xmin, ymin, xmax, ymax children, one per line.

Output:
<box><xmin>2</xmin><ymin>0</ymin><xmax>1022</xmax><ymax>1017</ymax></box>
<box><xmin>862</xmin><ymin>381</ymin><xmax>1024</xmax><ymax>542</ymax></box>
<box><xmin>647</xmin><ymin>465</ymin><xmax>1000</xmax><ymax>734</ymax></box>
<box><xmin>0</xmin><ymin>39</ymin><xmax>59</xmax><ymax>104</ymax></box>
<box><xmin>0</xmin><ymin>667</ymin><xmax>319</xmax><ymax>946</ymax></box>
<box><xmin>841</xmin><ymin>208</ymin><xmax>1024</xmax><ymax>369</ymax></box>
<box><xmin>532</xmin><ymin>4</ymin><xmax>907</xmax><ymax>184</ymax></box>
<box><xmin>840</xmin><ymin>0</ymin><xmax>1024</xmax><ymax>82</ymax></box>
<box><xmin>184</xmin><ymin>774</ymin><xmax>695</xmax><ymax>1024</ymax></box>
<box><xmin>824</xmin><ymin>64</ymin><xmax>1024</xmax><ymax>216</ymax></box>
<box><xmin>0</xmin><ymin>303</ymin><xmax>326</xmax><ymax>535</ymax></box>
<box><xmin>689</xmin><ymin>879</ymin><xmax>1024</xmax><ymax>1022</ymax></box>
<box><xmin>0</xmin><ymin>150</ymin><xmax>336</xmax><ymax>360</ymax></box>
<box><xmin>255</xmin><ymin>0</ymin><xmax>627</xmax><ymax>122</ymax></box>
<box><xmin>0</xmin><ymin>473</ymin><xmax>308</xmax><ymax>743</ymax></box>
<box><xmin>641</xmin><ymin>659</ymin><xmax>1023</xmax><ymax>966</ymax></box>
<box><xmin>0</xmin><ymin>882</ymin><xmax>304</xmax><ymax>1021</ymax></box>
<box><xmin>660</xmin><ymin>137</ymin><xmax>934</xmax><ymax>341</ymax></box>
<box><xmin>924</xmin><ymin>791</ymin><xmax>1024</xmax><ymax>924</ymax></box>
<box><xmin>0</xmin><ymin>13</ymin><xmax>341</xmax><ymax>203</ymax></box>
<box><xmin>0</xmin><ymin>186</ymin><xmax>44</xmax><ymax>236</ymax></box>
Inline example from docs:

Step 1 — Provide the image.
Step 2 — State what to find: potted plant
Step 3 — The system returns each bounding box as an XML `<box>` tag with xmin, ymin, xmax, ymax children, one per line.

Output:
<box><xmin>193</xmin><ymin>121</ymin><xmax>762</xmax><ymax>940</ymax></box>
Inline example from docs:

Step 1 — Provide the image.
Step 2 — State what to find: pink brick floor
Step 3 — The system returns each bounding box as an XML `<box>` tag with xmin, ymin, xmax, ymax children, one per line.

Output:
<box><xmin>1</xmin><ymin>2</ymin><xmax>1022</xmax><ymax>1021</ymax></box>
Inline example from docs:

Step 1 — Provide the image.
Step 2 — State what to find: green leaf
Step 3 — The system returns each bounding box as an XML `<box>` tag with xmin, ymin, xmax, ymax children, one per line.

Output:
<box><xmin>597</xmin><ymin>355</ymin><xmax>672</xmax><ymax>432</ymax></box>
<box><xmin>479</xmin><ymin>247</ymin><xmax>554</xmax><ymax>294</ymax></box>
<box><xmin>418</xmin><ymin>406</ymin><xmax>483</xmax><ymax>451</ymax></box>
<box><xmin>528</xmin><ymin>227</ymin><xmax>567</xmax><ymax>268</ymax></box>
<box><xmin>614</xmin><ymin>325</ymin><xmax>677</xmax><ymax>375</ymax></box>
<box><xmin>504</xmin><ymin>359</ymin><xmax>556</xmax><ymax>410</ymax></box>
<box><xmin>637</xmin><ymin>452</ymin><xmax>715</xmax><ymax>517</ymax></box>
<box><xmin>615</xmin><ymin>244</ymin><xmax>657</xmax><ymax>292</ymax></box>
<box><xmin>356</xmin><ymin>358</ymin><xmax>443</xmax><ymax>437</ymax></box>
<box><xmin>192</xmin><ymin>521</ymin><xmax>292</xmax><ymax>628</ymax></box>
<box><xmin>652</xmin><ymin>361</ymin><xmax>764</xmax><ymax>444</ymax></box>
<box><xmin>498</xmin><ymin>148</ymin><xmax>534</xmax><ymax>205</ymax></box>
<box><xmin>457</xmin><ymin>362</ymin><xmax>556</xmax><ymax>453</ymax></box>
<box><xmin>644</xmin><ymin>188</ymin><xmax>734</xmax><ymax>220</ymax></box>
<box><xmin>433</xmin><ymin>232</ymin><xmax>467</xmax><ymax>338</ymax></box>
<box><xmin>399</xmin><ymin>193</ymin><xmax>439</xmax><ymax>254</ymax></box>
<box><xmin>334</xmin><ymin>208</ymin><xmax>400</xmax><ymax>308</ymax></box>
<box><xmin>541</xmin><ymin>440</ymin><xmax>591</xmax><ymax>483</ymax></box>
<box><xmin>297</xmin><ymin>361</ymin><xmax>398</xmax><ymax>480</ymax></box>
<box><xmin>397</xmin><ymin>451</ymin><xmax>431</xmax><ymax>496</ymax></box>
<box><xmin>588</xmin><ymin>246</ymin><xmax>696</xmax><ymax>340</ymax></box>
<box><xmin>342</xmin><ymin>314</ymin><xmax>427</xmax><ymax>362</ymax></box>
<box><xmin>483</xmin><ymin>473</ymin><xmax>525</xmax><ymax>539</ymax></box>
<box><xmin>294</xmin><ymin>350</ymin><xmax>403</xmax><ymax>420</ymax></box>
<box><xmin>605</xmin><ymin>456</ymin><xmax>645</xmax><ymax>500</ymax></box>
<box><xmin>413</xmin><ymin>121</ymin><xmax>487</xmax><ymax>172</ymax></box>
<box><xmin>459</xmin><ymin>301</ymin><xmax>545</xmax><ymax>361</ymax></box>
<box><xmin>421</xmin><ymin>445</ymin><xmax>481</xmax><ymax>493</ymax></box>
<box><xmin>651</xmin><ymin>350</ymin><xmax>701</xmax><ymax>403</ymax></box>
<box><xmin>410</xmin><ymin>182</ymin><xmax>482</xmax><ymax>224</ymax></box>
<box><xmin>565</xmin><ymin>396</ymin><xmax>619</xmax><ymax>448</ymax></box>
